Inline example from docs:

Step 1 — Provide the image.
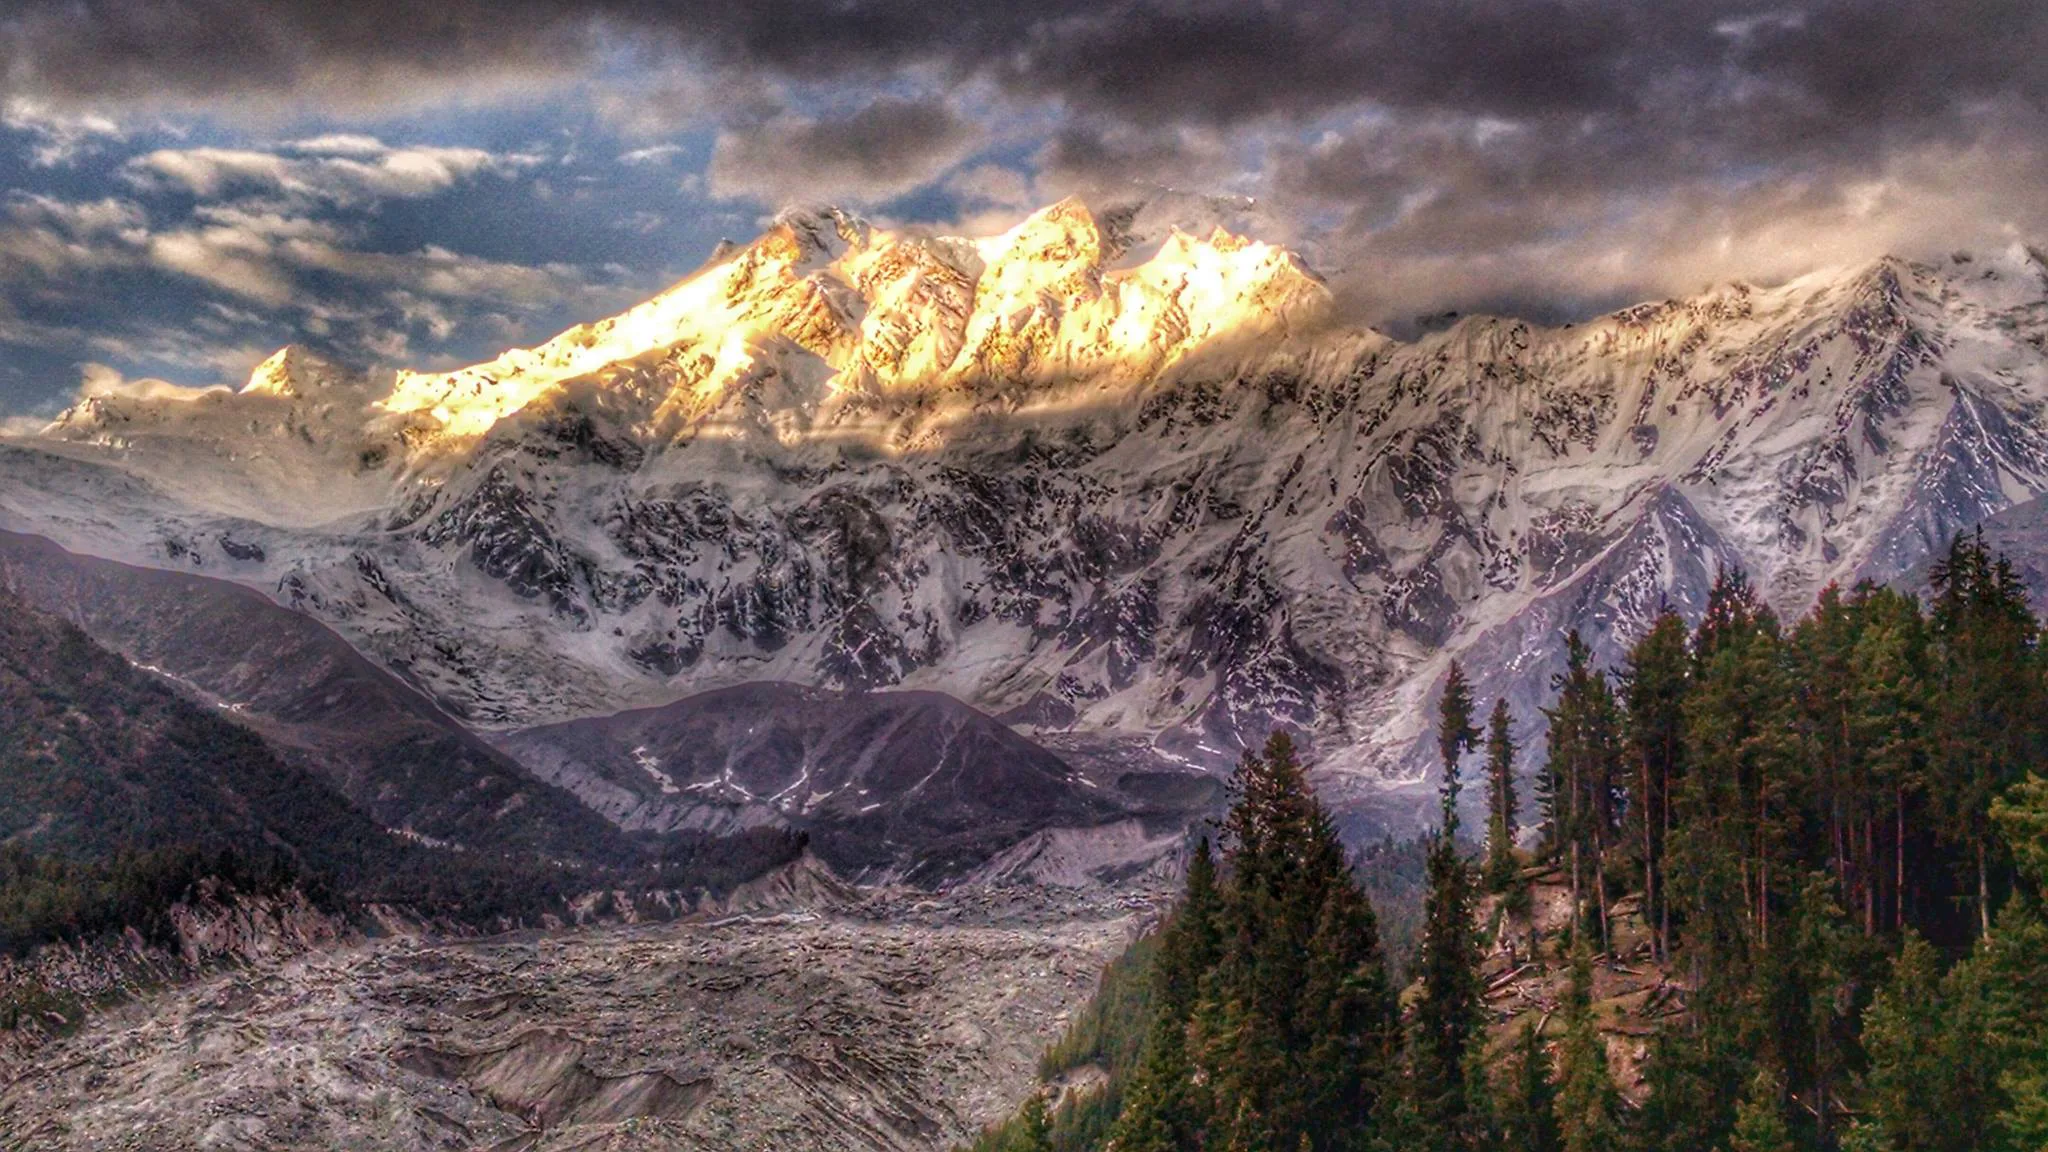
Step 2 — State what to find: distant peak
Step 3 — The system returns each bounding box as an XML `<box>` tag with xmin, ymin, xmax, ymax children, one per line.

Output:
<box><xmin>1001</xmin><ymin>196</ymin><xmax>1102</xmax><ymax>249</ymax></box>
<box><xmin>766</xmin><ymin>204</ymin><xmax>870</xmax><ymax>266</ymax></box>
<box><xmin>242</xmin><ymin>345</ymin><xmax>343</xmax><ymax>397</ymax></box>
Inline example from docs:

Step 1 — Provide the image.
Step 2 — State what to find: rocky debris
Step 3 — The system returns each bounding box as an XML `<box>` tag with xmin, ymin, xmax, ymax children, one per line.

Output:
<box><xmin>0</xmin><ymin>885</ymin><xmax>349</xmax><ymax>1083</ymax></box>
<box><xmin>0</xmin><ymin>882</ymin><xmax>1164</xmax><ymax>1152</ymax></box>
<box><xmin>1472</xmin><ymin>867</ymin><xmax>1688</xmax><ymax>1102</ymax></box>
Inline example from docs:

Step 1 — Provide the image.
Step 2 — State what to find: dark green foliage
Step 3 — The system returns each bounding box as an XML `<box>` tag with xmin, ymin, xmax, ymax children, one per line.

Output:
<box><xmin>1486</xmin><ymin>697</ymin><xmax>1522</xmax><ymax>893</ymax></box>
<box><xmin>1191</xmin><ymin>732</ymin><xmax>1398</xmax><ymax>1152</ymax></box>
<box><xmin>1497</xmin><ymin>1018</ymin><xmax>1562</xmax><ymax>1152</ymax></box>
<box><xmin>1851</xmin><ymin>933</ymin><xmax>1995</xmax><ymax>1152</ymax></box>
<box><xmin>1975</xmin><ymin>776</ymin><xmax>2048</xmax><ymax>1151</ymax></box>
<box><xmin>982</xmin><ymin>733</ymin><xmax>1398</xmax><ymax>1152</ymax></box>
<box><xmin>1544</xmin><ymin>632</ymin><xmax>1626</xmax><ymax>950</ymax></box>
<box><xmin>976</xmin><ymin>531</ymin><xmax>2048</xmax><ymax>1152</ymax></box>
<box><xmin>1555</xmin><ymin>943</ymin><xmax>1619</xmax><ymax>1152</ymax></box>
<box><xmin>1928</xmin><ymin>530</ymin><xmax>2039</xmax><ymax>939</ymax></box>
<box><xmin>1621</xmin><ymin>610</ymin><xmax>1689</xmax><ymax>959</ymax></box>
<box><xmin>1108</xmin><ymin>841</ymin><xmax>1216</xmax><ymax>1152</ymax></box>
<box><xmin>1725</xmin><ymin>1065</ymin><xmax>1796</xmax><ymax>1152</ymax></box>
<box><xmin>0</xmin><ymin>843</ymin><xmax>306</xmax><ymax>958</ymax></box>
<box><xmin>1409</xmin><ymin>670</ymin><xmax>1487</xmax><ymax>1149</ymax></box>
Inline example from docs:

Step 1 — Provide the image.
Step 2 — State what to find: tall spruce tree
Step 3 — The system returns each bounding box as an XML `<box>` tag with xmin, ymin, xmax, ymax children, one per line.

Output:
<box><xmin>1111</xmin><ymin>838</ymin><xmax>1222</xmax><ymax>1152</ymax></box>
<box><xmin>1544</xmin><ymin>633</ymin><xmax>1625</xmax><ymax>951</ymax></box>
<box><xmin>1621</xmin><ymin>610</ymin><xmax>1689</xmax><ymax>960</ymax></box>
<box><xmin>1486</xmin><ymin>697</ymin><xmax>1522</xmax><ymax>893</ymax></box>
<box><xmin>1187</xmin><ymin>731</ymin><xmax>1397</xmax><ymax>1152</ymax></box>
<box><xmin>1555</xmin><ymin>941</ymin><xmax>1619</xmax><ymax>1152</ymax></box>
<box><xmin>1852</xmin><ymin>932</ymin><xmax>1994</xmax><ymax>1152</ymax></box>
<box><xmin>1411</xmin><ymin>667</ymin><xmax>1485</xmax><ymax>1148</ymax></box>
<box><xmin>1979</xmin><ymin>775</ymin><xmax>2048</xmax><ymax>1150</ymax></box>
<box><xmin>1929</xmin><ymin>529</ymin><xmax>2039</xmax><ymax>939</ymax></box>
<box><xmin>1498</xmin><ymin>1017</ymin><xmax>1562</xmax><ymax>1152</ymax></box>
<box><xmin>1846</xmin><ymin>587</ymin><xmax>1930</xmax><ymax>936</ymax></box>
<box><xmin>1678</xmin><ymin>579</ymin><xmax>1793</xmax><ymax>970</ymax></box>
<box><xmin>1724</xmin><ymin>1066</ymin><xmax>1795</xmax><ymax>1152</ymax></box>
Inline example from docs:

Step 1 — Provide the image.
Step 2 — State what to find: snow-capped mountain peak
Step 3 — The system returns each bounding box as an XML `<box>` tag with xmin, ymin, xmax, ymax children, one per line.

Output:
<box><xmin>6</xmin><ymin>205</ymin><xmax>2048</xmax><ymax>828</ymax></box>
<box><xmin>376</xmin><ymin>200</ymin><xmax>1331</xmax><ymax>446</ymax></box>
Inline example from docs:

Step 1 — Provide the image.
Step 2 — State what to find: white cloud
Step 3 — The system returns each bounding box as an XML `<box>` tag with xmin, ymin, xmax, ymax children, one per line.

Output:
<box><xmin>618</xmin><ymin>143</ymin><xmax>684</xmax><ymax>165</ymax></box>
<box><xmin>123</xmin><ymin>139</ymin><xmax>539</xmax><ymax>206</ymax></box>
<box><xmin>0</xmin><ymin>194</ymin><xmax>149</xmax><ymax>280</ymax></box>
<box><xmin>1</xmin><ymin>98</ymin><xmax>124</xmax><ymax>167</ymax></box>
<box><xmin>73</xmin><ymin>361</ymin><xmax>225</xmax><ymax>402</ymax></box>
<box><xmin>287</xmin><ymin>133</ymin><xmax>390</xmax><ymax>156</ymax></box>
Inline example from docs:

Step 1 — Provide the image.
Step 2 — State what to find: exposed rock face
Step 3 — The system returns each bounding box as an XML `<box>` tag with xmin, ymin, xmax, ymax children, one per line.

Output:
<box><xmin>0</xmin><ymin>529</ymin><xmax>637</xmax><ymax>865</ymax></box>
<box><xmin>499</xmin><ymin>682</ymin><xmax>1214</xmax><ymax>882</ymax></box>
<box><xmin>0</xmin><ymin>883</ymin><xmax>1155</xmax><ymax>1152</ymax></box>
<box><xmin>4</xmin><ymin>208</ymin><xmax>2048</xmax><ymax>821</ymax></box>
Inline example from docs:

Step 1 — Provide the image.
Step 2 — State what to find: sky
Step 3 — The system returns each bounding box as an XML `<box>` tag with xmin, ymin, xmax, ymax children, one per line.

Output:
<box><xmin>1</xmin><ymin>0</ymin><xmax>2045</xmax><ymax>416</ymax></box>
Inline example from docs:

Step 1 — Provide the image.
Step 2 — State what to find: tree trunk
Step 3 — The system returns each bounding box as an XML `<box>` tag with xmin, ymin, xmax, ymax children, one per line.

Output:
<box><xmin>1642</xmin><ymin>754</ymin><xmax>1657</xmax><ymax>962</ymax></box>
<box><xmin>1979</xmin><ymin>836</ymin><xmax>1993</xmax><ymax>940</ymax></box>
<box><xmin>1660</xmin><ymin>754</ymin><xmax>1673</xmax><ymax>960</ymax></box>
<box><xmin>1570</xmin><ymin>841</ymin><xmax>1582</xmax><ymax>948</ymax></box>
<box><xmin>1895</xmin><ymin>790</ymin><xmax>1905</xmax><ymax>933</ymax></box>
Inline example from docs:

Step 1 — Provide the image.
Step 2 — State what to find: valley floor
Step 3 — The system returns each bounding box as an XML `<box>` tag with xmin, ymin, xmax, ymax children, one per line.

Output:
<box><xmin>0</xmin><ymin>883</ymin><xmax>1162</xmax><ymax>1152</ymax></box>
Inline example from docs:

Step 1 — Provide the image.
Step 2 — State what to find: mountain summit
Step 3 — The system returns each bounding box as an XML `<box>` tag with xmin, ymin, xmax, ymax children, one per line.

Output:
<box><xmin>377</xmin><ymin>198</ymin><xmax>1328</xmax><ymax>443</ymax></box>
<box><xmin>6</xmin><ymin>206</ymin><xmax>2048</xmax><ymax>824</ymax></box>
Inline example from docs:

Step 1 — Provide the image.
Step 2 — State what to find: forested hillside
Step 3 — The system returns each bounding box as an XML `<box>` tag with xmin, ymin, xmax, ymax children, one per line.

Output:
<box><xmin>0</xmin><ymin>586</ymin><xmax>804</xmax><ymax>957</ymax></box>
<box><xmin>971</xmin><ymin>531</ymin><xmax>2048</xmax><ymax>1152</ymax></box>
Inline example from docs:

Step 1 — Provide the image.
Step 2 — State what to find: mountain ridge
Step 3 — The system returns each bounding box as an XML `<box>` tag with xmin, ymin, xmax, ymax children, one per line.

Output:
<box><xmin>5</xmin><ymin>203</ymin><xmax>2048</xmax><ymax>826</ymax></box>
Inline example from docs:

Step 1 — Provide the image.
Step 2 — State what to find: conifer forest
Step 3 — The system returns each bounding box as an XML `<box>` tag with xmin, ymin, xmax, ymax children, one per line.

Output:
<box><xmin>970</xmin><ymin>531</ymin><xmax>2048</xmax><ymax>1152</ymax></box>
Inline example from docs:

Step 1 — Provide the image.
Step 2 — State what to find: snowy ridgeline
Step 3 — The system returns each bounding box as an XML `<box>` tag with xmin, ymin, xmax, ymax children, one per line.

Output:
<box><xmin>4</xmin><ymin>199</ymin><xmax>2048</xmax><ymax>806</ymax></box>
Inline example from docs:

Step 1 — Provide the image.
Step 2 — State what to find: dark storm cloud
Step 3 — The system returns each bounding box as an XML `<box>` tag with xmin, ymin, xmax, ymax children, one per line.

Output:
<box><xmin>6</xmin><ymin>0</ymin><xmax>2048</xmax><ymax>325</ymax></box>
<box><xmin>9</xmin><ymin>1</ymin><xmax>2043</xmax><ymax>129</ymax></box>
<box><xmin>708</xmin><ymin>94</ymin><xmax>985</xmax><ymax>203</ymax></box>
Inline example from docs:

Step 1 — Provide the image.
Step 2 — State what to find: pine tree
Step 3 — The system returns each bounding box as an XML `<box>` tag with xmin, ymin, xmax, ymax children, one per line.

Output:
<box><xmin>1930</xmin><ymin>529</ymin><xmax>2039</xmax><ymax>940</ymax></box>
<box><xmin>1013</xmin><ymin>1094</ymin><xmax>1051</xmax><ymax>1152</ymax></box>
<box><xmin>1544</xmin><ymin>633</ymin><xmax>1625</xmax><ymax>951</ymax></box>
<box><xmin>1853</xmin><ymin>932</ymin><xmax>1994</xmax><ymax>1152</ymax></box>
<box><xmin>1112</xmin><ymin>838</ymin><xmax>1223</xmax><ymax>1152</ymax></box>
<box><xmin>1631</xmin><ymin>1024</ymin><xmax>1746</xmax><ymax>1152</ymax></box>
<box><xmin>1788</xmin><ymin>870</ymin><xmax>1860</xmax><ymax>1146</ymax></box>
<box><xmin>1188</xmin><ymin>731</ymin><xmax>1398</xmax><ymax>1152</ymax></box>
<box><xmin>1441</xmin><ymin>662</ymin><xmax>1482</xmax><ymax>809</ymax></box>
<box><xmin>1724</xmin><ymin>1066</ymin><xmax>1794</xmax><ymax>1152</ymax></box>
<box><xmin>1846</xmin><ymin>588</ymin><xmax>1930</xmax><ymax>936</ymax></box>
<box><xmin>1678</xmin><ymin>586</ymin><xmax>1794</xmax><ymax>970</ymax></box>
<box><xmin>1980</xmin><ymin>775</ymin><xmax>2048</xmax><ymax>1150</ymax></box>
<box><xmin>1498</xmin><ymin>1017</ymin><xmax>1562</xmax><ymax>1152</ymax></box>
<box><xmin>1410</xmin><ymin>672</ymin><xmax>1485</xmax><ymax>1148</ymax></box>
<box><xmin>1299</xmin><ymin>876</ymin><xmax>1400</xmax><ymax>1150</ymax></box>
<box><xmin>1555</xmin><ymin>942</ymin><xmax>1618</xmax><ymax>1152</ymax></box>
<box><xmin>1621</xmin><ymin>610</ymin><xmax>1689</xmax><ymax>960</ymax></box>
<box><xmin>1486</xmin><ymin>697</ymin><xmax>1522</xmax><ymax>893</ymax></box>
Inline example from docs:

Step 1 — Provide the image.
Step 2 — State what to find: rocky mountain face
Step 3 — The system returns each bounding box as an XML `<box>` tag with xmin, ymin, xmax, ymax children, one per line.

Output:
<box><xmin>0</xmin><ymin>529</ymin><xmax>638</xmax><ymax>865</ymax></box>
<box><xmin>500</xmin><ymin>682</ymin><xmax>1218</xmax><ymax>882</ymax></box>
<box><xmin>4</xmin><ymin>200</ymin><xmax>2047</xmax><ymax>828</ymax></box>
